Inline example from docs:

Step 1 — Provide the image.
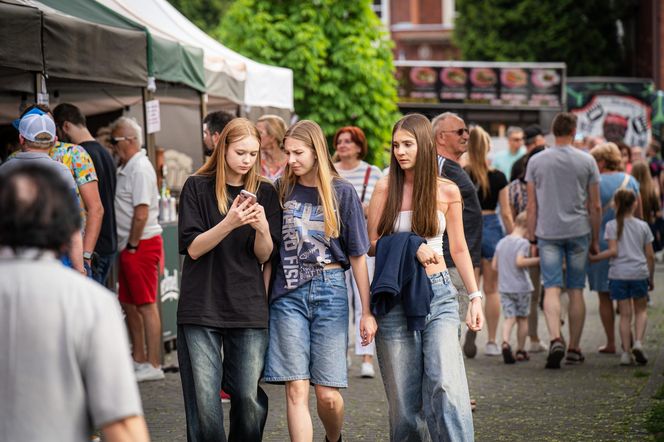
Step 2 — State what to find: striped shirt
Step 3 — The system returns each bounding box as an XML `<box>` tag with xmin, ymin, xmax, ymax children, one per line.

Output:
<box><xmin>335</xmin><ymin>161</ymin><xmax>383</xmax><ymax>204</ymax></box>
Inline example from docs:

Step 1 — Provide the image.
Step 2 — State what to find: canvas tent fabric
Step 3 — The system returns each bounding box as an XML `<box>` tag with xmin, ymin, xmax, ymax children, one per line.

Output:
<box><xmin>95</xmin><ymin>0</ymin><xmax>293</xmax><ymax>111</ymax></box>
<box><xmin>38</xmin><ymin>0</ymin><xmax>207</xmax><ymax>94</ymax></box>
<box><xmin>0</xmin><ymin>0</ymin><xmax>148</xmax><ymax>88</ymax></box>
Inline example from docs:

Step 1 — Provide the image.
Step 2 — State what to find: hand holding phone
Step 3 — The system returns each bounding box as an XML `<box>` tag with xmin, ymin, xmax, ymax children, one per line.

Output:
<box><xmin>239</xmin><ymin>189</ymin><xmax>257</xmax><ymax>204</ymax></box>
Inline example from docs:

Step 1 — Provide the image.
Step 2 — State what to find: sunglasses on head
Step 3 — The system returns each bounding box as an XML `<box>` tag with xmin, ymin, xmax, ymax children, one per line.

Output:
<box><xmin>442</xmin><ymin>127</ymin><xmax>469</xmax><ymax>136</ymax></box>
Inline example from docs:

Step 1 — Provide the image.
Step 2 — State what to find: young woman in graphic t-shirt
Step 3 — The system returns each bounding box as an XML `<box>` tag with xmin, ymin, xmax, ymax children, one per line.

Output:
<box><xmin>177</xmin><ymin>118</ymin><xmax>281</xmax><ymax>441</ymax></box>
<box><xmin>264</xmin><ymin>120</ymin><xmax>377</xmax><ymax>442</ymax></box>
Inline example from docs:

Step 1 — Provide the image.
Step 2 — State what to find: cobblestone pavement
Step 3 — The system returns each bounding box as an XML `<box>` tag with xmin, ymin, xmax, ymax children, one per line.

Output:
<box><xmin>139</xmin><ymin>264</ymin><xmax>664</xmax><ymax>441</ymax></box>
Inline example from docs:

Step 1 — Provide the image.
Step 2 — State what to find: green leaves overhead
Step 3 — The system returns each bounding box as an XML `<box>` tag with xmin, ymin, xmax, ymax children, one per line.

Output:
<box><xmin>217</xmin><ymin>0</ymin><xmax>400</xmax><ymax>166</ymax></box>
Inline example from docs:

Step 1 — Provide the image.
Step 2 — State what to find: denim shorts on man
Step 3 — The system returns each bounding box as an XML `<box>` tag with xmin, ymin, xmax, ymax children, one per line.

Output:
<box><xmin>538</xmin><ymin>234</ymin><xmax>589</xmax><ymax>289</ymax></box>
<box><xmin>609</xmin><ymin>279</ymin><xmax>649</xmax><ymax>301</ymax></box>
<box><xmin>264</xmin><ymin>269</ymin><xmax>349</xmax><ymax>388</ymax></box>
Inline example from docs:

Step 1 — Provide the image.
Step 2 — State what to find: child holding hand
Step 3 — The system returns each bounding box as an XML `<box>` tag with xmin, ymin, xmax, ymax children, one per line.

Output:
<box><xmin>590</xmin><ymin>189</ymin><xmax>655</xmax><ymax>365</ymax></box>
<box><xmin>493</xmin><ymin>212</ymin><xmax>540</xmax><ymax>364</ymax></box>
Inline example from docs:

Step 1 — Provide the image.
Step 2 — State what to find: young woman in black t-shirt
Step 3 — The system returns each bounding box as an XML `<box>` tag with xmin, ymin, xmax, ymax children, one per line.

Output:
<box><xmin>465</xmin><ymin>126</ymin><xmax>514</xmax><ymax>357</ymax></box>
<box><xmin>177</xmin><ymin>117</ymin><xmax>281</xmax><ymax>441</ymax></box>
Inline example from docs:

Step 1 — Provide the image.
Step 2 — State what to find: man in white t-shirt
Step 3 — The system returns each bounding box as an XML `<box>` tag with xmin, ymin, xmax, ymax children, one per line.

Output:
<box><xmin>0</xmin><ymin>164</ymin><xmax>148</xmax><ymax>442</ymax></box>
<box><xmin>111</xmin><ymin>117</ymin><xmax>165</xmax><ymax>382</ymax></box>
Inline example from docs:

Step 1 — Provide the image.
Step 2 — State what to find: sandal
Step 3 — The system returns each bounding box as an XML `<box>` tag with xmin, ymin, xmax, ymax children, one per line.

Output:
<box><xmin>502</xmin><ymin>342</ymin><xmax>516</xmax><ymax>364</ymax></box>
<box><xmin>598</xmin><ymin>345</ymin><xmax>616</xmax><ymax>354</ymax></box>
<box><xmin>515</xmin><ymin>350</ymin><xmax>530</xmax><ymax>361</ymax></box>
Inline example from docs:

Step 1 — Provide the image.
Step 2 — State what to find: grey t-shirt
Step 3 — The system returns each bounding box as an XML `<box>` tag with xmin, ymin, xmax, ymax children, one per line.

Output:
<box><xmin>605</xmin><ymin>217</ymin><xmax>653</xmax><ymax>280</ymax></box>
<box><xmin>494</xmin><ymin>234</ymin><xmax>534</xmax><ymax>293</ymax></box>
<box><xmin>0</xmin><ymin>151</ymin><xmax>77</xmax><ymax>193</ymax></box>
<box><xmin>525</xmin><ymin>145</ymin><xmax>600</xmax><ymax>240</ymax></box>
<box><xmin>0</xmin><ymin>252</ymin><xmax>143</xmax><ymax>441</ymax></box>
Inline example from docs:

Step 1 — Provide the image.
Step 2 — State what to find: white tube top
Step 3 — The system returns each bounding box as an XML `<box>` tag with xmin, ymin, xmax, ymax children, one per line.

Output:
<box><xmin>394</xmin><ymin>210</ymin><xmax>447</xmax><ymax>256</ymax></box>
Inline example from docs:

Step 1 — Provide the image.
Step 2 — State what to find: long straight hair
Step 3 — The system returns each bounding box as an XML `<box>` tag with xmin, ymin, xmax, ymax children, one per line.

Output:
<box><xmin>631</xmin><ymin>162</ymin><xmax>655</xmax><ymax>222</ymax></box>
<box><xmin>613</xmin><ymin>188</ymin><xmax>637</xmax><ymax>240</ymax></box>
<box><xmin>196</xmin><ymin>117</ymin><xmax>264</xmax><ymax>214</ymax></box>
<box><xmin>280</xmin><ymin>120</ymin><xmax>341</xmax><ymax>238</ymax></box>
<box><xmin>465</xmin><ymin>126</ymin><xmax>491</xmax><ymax>198</ymax></box>
<box><xmin>377</xmin><ymin>113</ymin><xmax>439</xmax><ymax>238</ymax></box>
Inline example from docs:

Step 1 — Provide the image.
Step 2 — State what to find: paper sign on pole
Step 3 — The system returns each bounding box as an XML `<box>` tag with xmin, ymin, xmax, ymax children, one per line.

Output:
<box><xmin>146</xmin><ymin>100</ymin><xmax>161</xmax><ymax>134</ymax></box>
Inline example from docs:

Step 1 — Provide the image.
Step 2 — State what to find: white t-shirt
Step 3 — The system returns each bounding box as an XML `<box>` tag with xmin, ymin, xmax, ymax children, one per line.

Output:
<box><xmin>0</xmin><ymin>250</ymin><xmax>143</xmax><ymax>441</ymax></box>
<box><xmin>115</xmin><ymin>150</ymin><xmax>163</xmax><ymax>249</ymax></box>
<box><xmin>605</xmin><ymin>217</ymin><xmax>653</xmax><ymax>280</ymax></box>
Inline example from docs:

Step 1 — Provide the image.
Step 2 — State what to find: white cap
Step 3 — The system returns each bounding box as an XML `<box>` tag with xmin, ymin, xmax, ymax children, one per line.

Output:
<box><xmin>18</xmin><ymin>113</ymin><xmax>56</xmax><ymax>143</ymax></box>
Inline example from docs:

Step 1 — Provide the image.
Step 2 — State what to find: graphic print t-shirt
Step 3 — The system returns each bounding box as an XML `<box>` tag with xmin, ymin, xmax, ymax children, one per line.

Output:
<box><xmin>272</xmin><ymin>179</ymin><xmax>369</xmax><ymax>300</ymax></box>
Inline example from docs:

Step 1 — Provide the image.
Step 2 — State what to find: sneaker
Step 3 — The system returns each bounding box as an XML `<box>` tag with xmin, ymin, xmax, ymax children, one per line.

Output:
<box><xmin>484</xmin><ymin>342</ymin><xmax>501</xmax><ymax>356</ymax></box>
<box><xmin>545</xmin><ymin>339</ymin><xmax>565</xmax><ymax>369</ymax></box>
<box><xmin>135</xmin><ymin>364</ymin><xmax>165</xmax><ymax>382</ymax></box>
<box><xmin>220</xmin><ymin>389</ymin><xmax>231</xmax><ymax>403</ymax></box>
<box><xmin>133</xmin><ymin>361</ymin><xmax>150</xmax><ymax>372</ymax></box>
<box><xmin>565</xmin><ymin>349</ymin><xmax>585</xmax><ymax>365</ymax></box>
<box><xmin>360</xmin><ymin>362</ymin><xmax>375</xmax><ymax>378</ymax></box>
<box><xmin>502</xmin><ymin>342</ymin><xmax>516</xmax><ymax>364</ymax></box>
<box><xmin>463</xmin><ymin>330</ymin><xmax>478</xmax><ymax>358</ymax></box>
<box><xmin>632</xmin><ymin>343</ymin><xmax>648</xmax><ymax>365</ymax></box>
<box><xmin>528</xmin><ymin>340</ymin><xmax>548</xmax><ymax>353</ymax></box>
<box><xmin>620</xmin><ymin>351</ymin><xmax>634</xmax><ymax>366</ymax></box>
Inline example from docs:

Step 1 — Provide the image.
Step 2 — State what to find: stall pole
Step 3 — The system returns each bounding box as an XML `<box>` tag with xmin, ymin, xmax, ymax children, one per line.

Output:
<box><xmin>199</xmin><ymin>92</ymin><xmax>207</xmax><ymax>162</ymax></box>
<box><xmin>142</xmin><ymin>87</ymin><xmax>157</xmax><ymax>168</ymax></box>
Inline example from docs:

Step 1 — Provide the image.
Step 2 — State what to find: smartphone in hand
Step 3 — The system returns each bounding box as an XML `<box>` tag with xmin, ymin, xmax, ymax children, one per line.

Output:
<box><xmin>239</xmin><ymin>189</ymin><xmax>257</xmax><ymax>204</ymax></box>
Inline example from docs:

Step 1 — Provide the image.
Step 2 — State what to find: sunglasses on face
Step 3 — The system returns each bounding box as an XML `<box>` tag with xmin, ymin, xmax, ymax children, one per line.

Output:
<box><xmin>442</xmin><ymin>128</ymin><xmax>469</xmax><ymax>136</ymax></box>
<box><xmin>109</xmin><ymin>136</ymin><xmax>135</xmax><ymax>145</ymax></box>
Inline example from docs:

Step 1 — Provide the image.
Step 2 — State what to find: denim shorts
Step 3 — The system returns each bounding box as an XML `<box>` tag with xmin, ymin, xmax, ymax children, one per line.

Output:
<box><xmin>500</xmin><ymin>292</ymin><xmax>531</xmax><ymax>318</ymax></box>
<box><xmin>609</xmin><ymin>279</ymin><xmax>649</xmax><ymax>301</ymax></box>
<box><xmin>264</xmin><ymin>269</ymin><xmax>349</xmax><ymax>388</ymax></box>
<box><xmin>481</xmin><ymin>213</ymin><xmax>505</xmax><ymax>260</ymax></box>
<box><xmin>538</xmin><ymin>234</ymin><xmax>589</xmax><ymax>289</ymax></box>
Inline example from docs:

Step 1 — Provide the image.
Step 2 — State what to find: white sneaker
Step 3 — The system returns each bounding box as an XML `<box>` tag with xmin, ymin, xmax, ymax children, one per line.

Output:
<box><xmin>133</xmin><ymin>361</ymin><xmax>150</xmax><ymax>372</ymax></box>
<box><xmin>484</xmin><ymin>342</ymin><xmax>501</xmax><ymax>356</ymax></box>
<box><xmin>360</xmin><ymin>362</ymin><xmax>375</xmax><ymax>378</ymax></box>
<box><xmin>620</xmin><ymin>352</ymin><xmax>634</xmax><ymax>366</ymax></box>
<box><xmin>135</xmin><ymin>364</ymin><xmax>165</xmax><ymax>382</ymax></box>
<box><xmin>528</xmin><ymin>340</ymin><xmax>548</xmax><ymax>353</ymax></box>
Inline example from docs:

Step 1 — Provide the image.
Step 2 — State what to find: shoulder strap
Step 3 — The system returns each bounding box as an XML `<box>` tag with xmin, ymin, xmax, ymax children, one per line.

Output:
<box><xmin>360</xmin><ymin>166</ymin><xmax>372</xmax><ymax>202</ymax></box>
<box><xmin>602</xmin><ymin>173</ymin><xmax>632</xmax><ymax>214</ymax></box>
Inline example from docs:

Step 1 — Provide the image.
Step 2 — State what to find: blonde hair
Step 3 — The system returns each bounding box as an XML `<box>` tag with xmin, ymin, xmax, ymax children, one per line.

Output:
<box><xmin>590</xmin><ymin>142</ymin><xmax>622</xmax><ymax>171</ymax></box>
<box><xmin>280</xmin><ymin>120</ymin><xmax>340</xmax><ymax>238</ymax></box>
<box><xmin>514</xmin><ymin>211</ymin><xmax>528</xmax><ymax>228</ymax></box>
<box><xmin>196</xmin><ymin>118</ymin><xmax>265</xmax><ymax>214</ymax></box>
<box><xmin>257</xmin><ymin>114</ymin><xmax>287</xmax><ymax>149</ymax></box>
<box><xmin>465</xmin><ymin>126</ymin><xmax>492</xmax><ymax>198</ymax></box>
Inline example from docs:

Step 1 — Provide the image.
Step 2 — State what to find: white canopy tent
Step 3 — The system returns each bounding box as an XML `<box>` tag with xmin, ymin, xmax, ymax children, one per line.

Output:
<box><xmin>96</xmin><ymin>0</ymin><xmax>294</xmax><ymax>112</ymax></box>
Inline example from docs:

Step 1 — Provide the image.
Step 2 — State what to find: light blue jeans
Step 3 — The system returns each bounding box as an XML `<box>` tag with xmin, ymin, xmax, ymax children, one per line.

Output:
<box><xmin>375</xmin><ymin>271</ymin><xmax>474</xmax><ymax>442</ymax></box>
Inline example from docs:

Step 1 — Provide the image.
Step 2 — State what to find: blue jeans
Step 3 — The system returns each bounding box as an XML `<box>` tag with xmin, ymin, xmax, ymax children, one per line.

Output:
<box><xmin>375</xmin><ymin>271</ymin><xmax>474</xmax><ymax>442</ymax></box>
<box><xmin>264</xmin><ymin>269</ymin><xmax>349</xmax><ymax>387</ymax></box>
<box><xmin>91</xmin><ymin>252</ymin><xmax>116</xmax><ymax>285</ymax></box>
<box><xmin>178</xmin><ymin>325</ymin><xmax>268</xmax><ymax>442</ymax></box>
<box><xmin>538</xmin><ymin>234</ymin><xmax>590</xmax><ymax>289</ymax></box>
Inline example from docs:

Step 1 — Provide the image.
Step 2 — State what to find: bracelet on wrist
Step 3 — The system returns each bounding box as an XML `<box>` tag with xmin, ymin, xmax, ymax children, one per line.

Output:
<box><xmin>126</xmin><ymin>242</ymin><xmax>139</xmax><ymax>251</ymax></box>
<box><xmin>468</xmin><ymin>291</ymin><xmax>483</xmax><ymax>301</ymax></box>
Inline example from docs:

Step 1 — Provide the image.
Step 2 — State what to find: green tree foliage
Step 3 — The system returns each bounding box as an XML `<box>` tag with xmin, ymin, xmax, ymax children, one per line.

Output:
<box><xmin>454</xmin><ymin>0</ymin><xmax>628</xmax><ymax>76</ymax></box>
<box><xmin>167</xmin><ymin>0</ymin><xmax>231</xmax><ymax>34</ymax></box>
<box><xmin>216</xmin><ymin>0</ymin><xmax>400</xmax><ymax>166</ymax></box>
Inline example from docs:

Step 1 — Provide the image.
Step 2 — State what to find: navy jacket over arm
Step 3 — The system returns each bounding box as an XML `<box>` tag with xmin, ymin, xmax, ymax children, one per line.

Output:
<box><xmin>370</xmin><ymin>232</ymin><xmax>434</xmax><ymax>331</ymax></box>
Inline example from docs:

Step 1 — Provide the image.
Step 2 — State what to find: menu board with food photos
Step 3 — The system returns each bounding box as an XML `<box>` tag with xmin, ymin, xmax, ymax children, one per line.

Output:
<box><xmin>396</xmin><ymin>62</ymin><xmax>566</xmax><ymax>109</ymax></box>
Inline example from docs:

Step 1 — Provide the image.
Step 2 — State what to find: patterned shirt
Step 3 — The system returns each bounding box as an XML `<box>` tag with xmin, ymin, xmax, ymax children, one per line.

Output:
<box><xmin>49</xmin><ymin>142</ymin><xmax>98</xmax><ymax>223</ymax></box>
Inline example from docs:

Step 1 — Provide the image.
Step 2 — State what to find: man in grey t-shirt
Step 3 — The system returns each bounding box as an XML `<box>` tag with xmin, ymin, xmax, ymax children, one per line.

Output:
<box><xmin>526</xmin><ymin>112</ymin><xmax>601</xmax><ymax>369</ymax></box>
<box><xmin>0</xmin><ymin>165</ymin><xmax>148</xmax><ymax>442</ymax></box>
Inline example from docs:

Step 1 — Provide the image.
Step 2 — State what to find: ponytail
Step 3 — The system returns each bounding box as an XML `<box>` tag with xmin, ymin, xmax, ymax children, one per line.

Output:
<box><xmin>613</xmin><ymin>188</ymin><xmax>637</xmax><ymax>240</ymax></box>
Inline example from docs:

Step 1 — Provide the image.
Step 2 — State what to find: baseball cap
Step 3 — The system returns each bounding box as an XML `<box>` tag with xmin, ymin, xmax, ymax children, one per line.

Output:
<box><xmin>18</xmin><ymin>113</ymin><xmax>56</xmax><ymax>143</ymax></box>
<box><xmin>523</xmin><ymin>125</ymin><xmax>543</xmax><ymax>145</ymax></box>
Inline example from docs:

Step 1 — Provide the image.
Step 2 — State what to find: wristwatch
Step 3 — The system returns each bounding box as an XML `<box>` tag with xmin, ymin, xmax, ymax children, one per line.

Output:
<box><xmin>83</xmin><ymin>251</ymin><xmax>93</xmax><ymax>260</ymax></box>
<box><xmin>126</xmin><ymin>243</ymin><xmax>139</xmax><ymax>251</ymax></box>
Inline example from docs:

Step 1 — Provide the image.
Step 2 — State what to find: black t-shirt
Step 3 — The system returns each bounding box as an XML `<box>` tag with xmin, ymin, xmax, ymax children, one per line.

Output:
<box><xmin>439</xmin><ymin>156</ymin><xmax>482</xmax><ymax>268</ymax></box>
<box><xmin>510</xmin><ymin>145</ymin><xmax>546</xmax><ymax>182</ymax></box>
<box><xmin>475</xmin><ymin>169</ymin><xmax>508</xmax><ymax>211</ymax></box>
<box><xmin>80</xmin><ymin>141</ymin><xmax>117</xmax><ymax>255</ymax></box>
<box><xmin>177</xmin><ymin>176</ymin><xmax>282</xmax><ymax>328</ymax></box>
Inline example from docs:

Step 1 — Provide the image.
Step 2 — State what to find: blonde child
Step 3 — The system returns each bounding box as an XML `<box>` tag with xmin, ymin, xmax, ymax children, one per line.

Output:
<box><xmin>590</xmin><ymin>189</ymin><xmax>655</xmax><ymax>365</ymax></box>
<box><xmin>493</xmin><ymin>212</ymin><xmax>540</xmax><ymax>364</ymax></box>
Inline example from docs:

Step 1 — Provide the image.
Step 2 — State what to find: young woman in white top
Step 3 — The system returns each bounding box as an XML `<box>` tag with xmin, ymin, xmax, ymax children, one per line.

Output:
<box><xmin>333</xmin><ymin>125</ymin><xmax>383</xmax><ymax>377</ymax></box>
<box><xmin>367</xmin><ymin>113</ymin><xmax>484</xmax><ymax>441</ymax></box>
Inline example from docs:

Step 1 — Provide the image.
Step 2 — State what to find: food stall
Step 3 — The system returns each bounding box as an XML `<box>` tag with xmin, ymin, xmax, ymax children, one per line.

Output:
<box><xmin>395</xmin><ymin>60</ymin><xmax>567</xmax><ymax>134</ymax></box>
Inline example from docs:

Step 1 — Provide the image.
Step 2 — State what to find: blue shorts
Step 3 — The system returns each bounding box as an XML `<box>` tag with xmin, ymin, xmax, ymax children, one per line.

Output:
<box><xmin>609</xmin><ymin>279</ymin><xmax>649</xmax><ymax>301</ymax></box>
<box><xmin>264</xmin><ymin>269</ymin><xmax>349</xmax><ymax>388</ymax></box>
<box><xmin>538</xmin><ymin>234</ymin><xmax>589</xmax><ymax>289</ymax></box>
<box><xmin>481</xmin><ymin>213</ymin><xmax>505</xmax><ymax>260</ymax></box>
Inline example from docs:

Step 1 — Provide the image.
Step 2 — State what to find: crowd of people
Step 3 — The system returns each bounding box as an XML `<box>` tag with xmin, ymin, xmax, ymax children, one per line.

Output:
<box><xmin>0</xmin><ymin>103</ymin><xmax>660</xmax><ymax>441</ymax></box>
